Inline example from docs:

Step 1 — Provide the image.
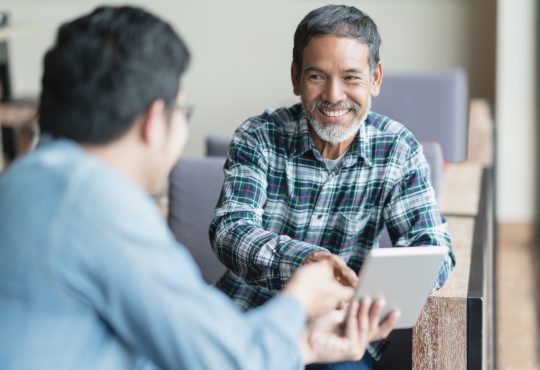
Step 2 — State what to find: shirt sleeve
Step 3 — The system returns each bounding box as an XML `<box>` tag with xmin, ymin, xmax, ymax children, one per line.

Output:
<box><xmin>382</xmin><ymin>144</ymin><xmax>456</xmax><ymax>290</ymax></box>
<box><xmin>51</xmin><ymin>175</ymin><xmax>307</xmax><ymax>370</ymax></box>
<box><xmin>209</xmin><ymin>127</ymin><xmax>328</xmax><ymax>290</ymax></box>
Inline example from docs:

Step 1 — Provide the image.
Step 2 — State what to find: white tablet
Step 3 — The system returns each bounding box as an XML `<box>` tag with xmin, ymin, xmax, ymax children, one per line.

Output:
<box><xmin>351</xmin><ymin>246</ymin><xmax>448</xmax><ymax>329</ymax></box>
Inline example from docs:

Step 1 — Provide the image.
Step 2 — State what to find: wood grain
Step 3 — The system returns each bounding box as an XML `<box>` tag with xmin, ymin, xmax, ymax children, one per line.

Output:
<box><xmin>467</xmin><ymin>99</ymin><xmax>493</xmax><ymax>166</ymax></box>
<box><xmin>412</xmin><ymin>216</ymin><xmax>474</xmax><ymax>369</ymax></box>
<box><xmin>413</xmin><ymin>296</ymin><xmax>467</xmax><ymax>369</ymax></box>
<box><xmin>439</xmin><ymin>163</ymin><xmax>483</xmax><ymax>216</ymax></box>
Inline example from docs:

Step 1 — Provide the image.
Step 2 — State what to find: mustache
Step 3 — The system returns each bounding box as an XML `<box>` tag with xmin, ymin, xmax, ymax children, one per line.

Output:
<box><xmin>308</xmin><ymin>100</ymin><xmax>361</xmax><ymax>114</ymax></box>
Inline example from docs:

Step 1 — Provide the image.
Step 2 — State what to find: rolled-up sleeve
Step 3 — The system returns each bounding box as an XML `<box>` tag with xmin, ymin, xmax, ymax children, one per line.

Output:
<box><xmin>210</xmin><ymin>128</ymin><xmax>326</xmax><ymax>290</ymax></box>
<box><xmin>383</xmin><ymin>144</ymin><xmax>456</xmax><ymax>289</ymax></box>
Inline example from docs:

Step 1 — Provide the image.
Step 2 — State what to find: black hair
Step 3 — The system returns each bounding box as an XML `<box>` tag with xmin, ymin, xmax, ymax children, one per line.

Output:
<box><xmin>39</xmin><ymin>6</ymin><xmax>190</xmax><ymax>144</ymax></box>
<box><xmin>293</xmin><ymin>5</ymin><xmax>381</xmax><ymax>73</ymax></box>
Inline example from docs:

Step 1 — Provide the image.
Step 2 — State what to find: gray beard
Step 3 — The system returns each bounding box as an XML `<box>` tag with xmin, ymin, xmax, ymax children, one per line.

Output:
<box><xmin>308</xmin><ymin>99</ymin><xmax>371</xmax><ymax>144</ymax></box>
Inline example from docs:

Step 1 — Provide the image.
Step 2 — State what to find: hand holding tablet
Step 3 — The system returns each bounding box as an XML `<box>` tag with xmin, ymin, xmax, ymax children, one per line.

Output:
<box><xmin>349</xmin><ymin>246</ymin><xmax>448</xmax><ymax>329</ymax></box>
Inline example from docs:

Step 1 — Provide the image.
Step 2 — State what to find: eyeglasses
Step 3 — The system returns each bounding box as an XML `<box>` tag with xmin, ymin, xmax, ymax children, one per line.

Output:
<box><xmin>170</xmin><ymin>102</ymin><xmax>195</xmax><ymax>122</ymax></box>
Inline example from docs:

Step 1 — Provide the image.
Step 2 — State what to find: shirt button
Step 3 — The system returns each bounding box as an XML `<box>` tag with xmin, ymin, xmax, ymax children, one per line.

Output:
<box><xmin>317</xmin><ymin>214</ymin><xmax>323</xmax><ymax>220</ymax></box>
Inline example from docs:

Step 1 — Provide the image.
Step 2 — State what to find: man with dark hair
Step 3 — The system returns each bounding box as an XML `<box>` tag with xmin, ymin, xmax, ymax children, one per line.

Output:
<box><xmin>210</xmin><ymin>4</ymin><xmax>456</xmax><ymax>369</ymax></box>
<box><xmin>0</xmin><ymin>6</ymin><xmax>397</xmax><ymax>370</ymax></box>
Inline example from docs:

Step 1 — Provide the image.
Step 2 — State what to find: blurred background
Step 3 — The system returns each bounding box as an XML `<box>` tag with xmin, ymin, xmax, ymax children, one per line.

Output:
<box><xmin>0</xmin><ymin>0</ymin><xmax>537</xmax><ymax>368</ymax></box>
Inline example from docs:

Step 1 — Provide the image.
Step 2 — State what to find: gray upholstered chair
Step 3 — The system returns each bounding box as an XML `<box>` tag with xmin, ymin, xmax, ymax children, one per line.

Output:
<box><xmin>372</xmin><ymin>69</ymin><xmax>468</xmax><ymax>162</ymax></box>
<box><xmin>206</xmin><ymin>134</ymin><xmax>231</xmax><ymax>157</ymax></box>
<box><xmin>168</xmin><ymin>156</ymin><xmax>227</xmax><ymax>284</ymax></box>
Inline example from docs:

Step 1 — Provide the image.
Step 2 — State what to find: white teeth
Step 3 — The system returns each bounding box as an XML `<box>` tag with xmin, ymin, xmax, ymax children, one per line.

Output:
<box><xmin>321</xmin><ymin>109</ymin><xmax>348</xmax><ymax>117</ymax></box>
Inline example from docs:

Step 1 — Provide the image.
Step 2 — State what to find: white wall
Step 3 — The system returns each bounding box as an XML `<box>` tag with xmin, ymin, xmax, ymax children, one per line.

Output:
<box><xmin>496</xmin><ymin>0</ymin><xmax>537</xmax><ymax>222</ymax></box>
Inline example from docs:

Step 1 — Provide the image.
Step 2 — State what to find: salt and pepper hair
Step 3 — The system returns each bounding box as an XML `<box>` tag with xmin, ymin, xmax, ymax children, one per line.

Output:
<box><xmin>293</xmin><ymin>5</ymin><xmax>381</xmax><ymax>73</ymax></box>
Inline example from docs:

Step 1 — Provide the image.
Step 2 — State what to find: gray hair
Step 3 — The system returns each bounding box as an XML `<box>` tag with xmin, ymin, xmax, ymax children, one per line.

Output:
<box><xmin>292</xmin><ymin>5</ymin><xmax>381</xmax><ymax>74</ymax></box>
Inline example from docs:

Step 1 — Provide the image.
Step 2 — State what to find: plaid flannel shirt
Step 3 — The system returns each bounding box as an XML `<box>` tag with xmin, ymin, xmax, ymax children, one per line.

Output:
<box><xmin>209</xmin><ymin>103</ymin><xmax>456</xmax><ymax>359</ymax></box>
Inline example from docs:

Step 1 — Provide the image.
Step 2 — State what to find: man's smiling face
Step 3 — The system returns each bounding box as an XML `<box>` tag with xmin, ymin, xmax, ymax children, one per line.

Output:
<box><xmin>292</xmin><ymin>35</ymin><xmax>382</xmax><ymax>144</ymax></box>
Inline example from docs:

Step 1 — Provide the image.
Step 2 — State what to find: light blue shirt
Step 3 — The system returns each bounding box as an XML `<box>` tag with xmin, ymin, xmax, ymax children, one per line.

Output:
<box><xmin>0</xmin><ymin>140</ymin><xmax>306</xmax><ymax>370</ymax></box>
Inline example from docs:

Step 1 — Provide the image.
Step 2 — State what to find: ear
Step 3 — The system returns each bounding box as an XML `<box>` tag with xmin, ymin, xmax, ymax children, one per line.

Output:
<box><xmin>291</xmin><ymin>63</ymin><xmax>301</xmax><ymax>96</ymax></box>
<box><xmin>140</xmin><ymin>99</ymin><xmax>167</xmax><ymax>147</ymax></box>
<box><xmin>370</xmin><ymin>62</ymin><xmax>383</xmax><ymax>97</ymax></box>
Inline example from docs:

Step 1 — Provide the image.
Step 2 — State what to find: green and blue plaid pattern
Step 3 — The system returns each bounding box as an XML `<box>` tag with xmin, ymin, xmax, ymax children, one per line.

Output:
<box><xmin>210</xmin><ymin>103</ymin><xmax>455</xmax><ymax>356</ymax></box>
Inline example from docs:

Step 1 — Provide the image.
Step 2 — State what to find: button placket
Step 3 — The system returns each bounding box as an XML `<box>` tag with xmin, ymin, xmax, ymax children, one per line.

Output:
<box><xmin>307</xmin><ymin>174</ymin><xmax>334</xmax><ymax>229</ymax></box>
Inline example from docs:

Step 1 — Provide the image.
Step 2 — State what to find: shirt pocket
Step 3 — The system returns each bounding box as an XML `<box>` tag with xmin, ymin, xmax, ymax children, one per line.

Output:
<box><xmin>332</xmin><ymin>212</ymin><xmax>371</xmax><ymax>250</ymax></box>
<box><xmin>330</xmin><ymin>213</ymin><xmax>374</xmax><ymax>265</ymax></box>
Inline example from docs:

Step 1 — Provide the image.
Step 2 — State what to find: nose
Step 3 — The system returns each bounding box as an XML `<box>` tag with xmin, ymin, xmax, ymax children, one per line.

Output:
<box><xmin>322</xmin><ymin>78</ymin><xmax>346</xmax><ymax>104</ymax></box>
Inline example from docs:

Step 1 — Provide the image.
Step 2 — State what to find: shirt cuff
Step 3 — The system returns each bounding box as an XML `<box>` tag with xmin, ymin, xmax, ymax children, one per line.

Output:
<box><xmin>278</xmin><ymin>240</ymin><xmax>329</xmax><ymax>281</ymax></box>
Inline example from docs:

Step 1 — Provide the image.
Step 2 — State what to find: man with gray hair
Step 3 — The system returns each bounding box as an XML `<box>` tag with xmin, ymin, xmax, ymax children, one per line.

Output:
<box><xmin>210</xmin><ymin>5</ymin><xmax>456</xmax><ymax>369</ymax></box>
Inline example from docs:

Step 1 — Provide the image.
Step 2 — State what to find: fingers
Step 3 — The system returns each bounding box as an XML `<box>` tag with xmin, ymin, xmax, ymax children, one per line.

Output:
<box><xmin>304</xmin><ymin>252</ymin><xmax>358</xmax><ymax>287</ymax></box>
<box><xmin>365</xmin><ymin>298</ymin><xmax>399</xmax><ymax>341</ymax></box>
<box><xmin>288</xmin><ymin>260</ymin><xmax>354</xmax><ymax>318</ymax></box>
<box><xmin>357</xmin><ymin>297</ymin><xmax>371</xmax><ymax>335</ymax></box>
<box><xmin>353</xmin><ymin>298</ymin><xmax>371</xmax><ymax>359</ymax></box>
<box><xmin>377</xmin><ymin>309</ymin><xmax>401</xmax><ymax>340</ymax></box>
<box><xmin>330</xmin><ymin>255</ymin><xmax>359</xmax><ymax>287</ymax></box>
<box><xmin>336</xmin><ymin>300</ymin><xmax>366</xmax><ymax>361</ymax></box>
<box><xmin>335</xmin><ymin>267</ymin><xmax>359</xmax><ymax>287</ymax></box>
<box><xmin>368</xmin><ymin>298</ymin><xmax>385</xmax><ymax>334</ymax></box>
<box><xmin>303</xmin><ymin>251</ymin><xmax>332</xmax><ymax>265</ymax></box>
<box><xmin>343</xmin><ymin>301</ymin><xmax>359</xmax><ymax>339</ymax></box>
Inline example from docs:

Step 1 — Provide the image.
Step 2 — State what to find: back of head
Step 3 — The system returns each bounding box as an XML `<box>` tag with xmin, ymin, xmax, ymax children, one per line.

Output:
<box><xmin>39</xmin><ymin>6</ymin><xmax>190</xmax><ymax>144</ymax></box>
<box><xmin>293</xmin><ymin>5</ymin><xmax>381</xmax><ymax>73</ymax></box>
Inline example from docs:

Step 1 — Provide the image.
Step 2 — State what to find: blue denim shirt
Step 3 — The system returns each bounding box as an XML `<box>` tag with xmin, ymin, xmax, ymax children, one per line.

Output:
<box><xmin>0</xmin><ymin>140</ymin><xmax>306</xmax><ymax>370</ymax></box>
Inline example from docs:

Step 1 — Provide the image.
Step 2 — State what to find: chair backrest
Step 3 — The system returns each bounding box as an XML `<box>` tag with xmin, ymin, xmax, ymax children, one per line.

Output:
<box><xmin>371</xmin><ymin>69</ymin><xmax>469</xmax><ymax>162</ymax></box>
<box><xmin>206</xmin><ymin>134</ymin><xmax>231</xmax><ymax>157</ymax></box>
<box><xmin>168</xmin><ymin>156</ymin><xmax>227</xmax><ymax>284</ymax></box>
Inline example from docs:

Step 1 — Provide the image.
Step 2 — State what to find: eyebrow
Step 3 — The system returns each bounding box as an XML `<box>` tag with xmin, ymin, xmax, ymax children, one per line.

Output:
<box><xmin>303</xmin><ymin>66</ymin><xmax>325</xmax><ymax>73</ymax></box>
<box><xmin>303</xmin><ymin>66</ymin><xmax>365</xmax><ymax>74</ymax></box>
<box><xmin>344</xmin><ymin>68</ymin><xmax>364</xmax><ymax>74</ymax></box>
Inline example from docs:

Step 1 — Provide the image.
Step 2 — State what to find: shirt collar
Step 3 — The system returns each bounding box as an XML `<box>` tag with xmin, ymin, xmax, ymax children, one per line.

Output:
<box><xmin>290</xmin><ymin>106</ymin><xmax>373</xmax><ymax>167</ymax></box>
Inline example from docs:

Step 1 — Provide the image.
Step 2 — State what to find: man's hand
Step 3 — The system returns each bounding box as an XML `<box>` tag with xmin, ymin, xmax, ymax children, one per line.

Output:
<box><xmin>304</xmin><ymin>251</ymin><xmax>358</xmax><ymax>287</ymax></box>
<box><xmin>283</xmin><ymin>260</ymin><xmax>354</xmax><ymax>319</ymax></box>
<box><xmin>363</xmin><ymin>298</ymin><xmax>401</xmax><ymax>342</ymax></box>
<box><xmin>300</xmin><ymin>299</ymin><xmax>401</xmax><ymax>364</ymax></box>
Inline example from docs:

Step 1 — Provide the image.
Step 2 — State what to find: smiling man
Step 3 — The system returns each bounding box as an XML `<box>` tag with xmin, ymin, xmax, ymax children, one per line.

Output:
<box><xmin>210</xmin><ymin>5</ymin><xmax>455</xmax><ymax>370</ymax></box>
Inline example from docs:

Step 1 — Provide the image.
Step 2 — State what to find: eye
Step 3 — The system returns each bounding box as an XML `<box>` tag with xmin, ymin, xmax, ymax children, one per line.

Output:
<box><xmin>345</xmin><ymin>75</ymin><xmax>361</xmax><ymax>81</ymax></box>
<box><xmin>307</xmin><ymin>74</ymin><xmax>324</xmax><ymax>81</ymax></box>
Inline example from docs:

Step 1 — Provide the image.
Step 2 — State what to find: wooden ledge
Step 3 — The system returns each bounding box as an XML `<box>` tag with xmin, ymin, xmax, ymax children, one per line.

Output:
<box><xmin>439</xmin><ymin>162</ymin><xmax>484</xmax><ymax>217</ymax></box>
